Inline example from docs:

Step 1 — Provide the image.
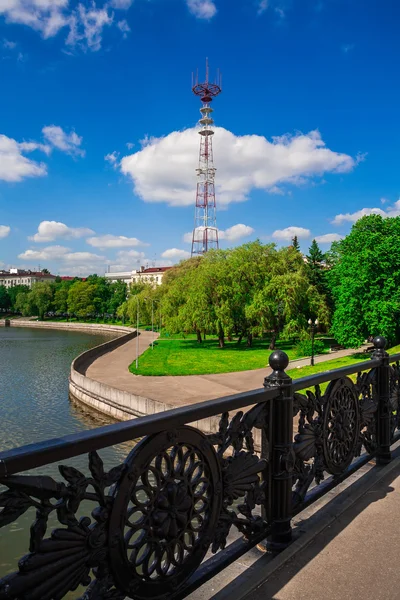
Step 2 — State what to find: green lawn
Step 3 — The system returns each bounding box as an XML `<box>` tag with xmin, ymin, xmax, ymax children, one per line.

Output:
<box><xmin>130</xmin><ymin>332</ymin><xmax>400</xmax><ymax>378</ymax></box>
<box><xmin>130</xmin><ymin>336</ymin><xmax>331</xmax><ymax>376</ymax></box>
<box><xmin>288</xmin><ymin>343</ymin><xmax>400</xmax><ymax>380</ymax></box>
<box><xmin>288</xmin><ymin>343</ymin><xmax>400</xmax><ymax>393</ymax></box>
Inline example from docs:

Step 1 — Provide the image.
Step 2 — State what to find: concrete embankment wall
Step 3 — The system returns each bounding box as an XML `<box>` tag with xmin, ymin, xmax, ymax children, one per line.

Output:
<box><xmin>0</xmin><ymin>319</ymin><xmax>132</xmax><ymax>336</ymax></box>
<box><xmin>69</xmin><ymin>327</ymin><xmax>237</xmax><ymax>439</ymax></box>
<box><xmin>67</xmin><ymin>325</ymin><xmax>188</xmax><ymax>424</ymax></box>
<box><xmin>70</xmin><ymin>335</ymin><xmax>226</xmax><ymax>436</ymax></box>
<box><xmin>1</xmin><ymin>319</ymin><xmax>260</xmax><ymax>444</ymax></box>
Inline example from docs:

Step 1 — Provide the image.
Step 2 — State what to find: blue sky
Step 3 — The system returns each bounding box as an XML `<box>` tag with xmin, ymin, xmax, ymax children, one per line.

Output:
<box><xmin>0</xmin><ymin>0</ymin><xmax>399</xmax><ymax>276</ymax></box>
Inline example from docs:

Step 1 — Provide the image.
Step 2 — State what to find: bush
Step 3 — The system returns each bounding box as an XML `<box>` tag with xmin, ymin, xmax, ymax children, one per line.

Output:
<box><xmin>295</xmin><ymin>339</ymin><xmax>326</xmax><ymax>358</ymax></box>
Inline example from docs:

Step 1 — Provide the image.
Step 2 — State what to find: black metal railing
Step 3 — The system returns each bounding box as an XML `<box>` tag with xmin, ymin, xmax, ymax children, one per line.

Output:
<box><xmin>0</xmin><ymin>336</ymin><xmax>399</xmax><ymax>600</ymax></box>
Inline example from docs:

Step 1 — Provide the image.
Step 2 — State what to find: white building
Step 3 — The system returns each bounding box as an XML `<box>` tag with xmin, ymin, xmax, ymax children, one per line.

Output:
<box><xmin>0</xmin><ymin>269</ymin><xmax>57</xmax><ymax>289</ymax></box>
<box><xmin>105</xmin><ymin>266</ymin><xmax>172</xmax><ymax>287</ymax></box>
<box><xmin>104</xmin><ymin>271</ymin><xmax>132</xmax><ymax>285</ymax></box>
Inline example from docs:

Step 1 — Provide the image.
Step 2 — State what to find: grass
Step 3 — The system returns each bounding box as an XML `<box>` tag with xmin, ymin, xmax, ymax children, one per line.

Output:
<box><xmin>288</xmin><ymin>343</ymin><xmax>400</xmax><ymax>393</ymax></box>
<box><xmin>130</xmin><ymin>330</ymin><xmax>400</xmax><ymax>378</ymax></box>
<box><xmin>288</xmin><ymin>343</ymin><xmax>400</xmax><ymax>380</ymax></box>
<box><xmin>130</xmin><ymin>335</ymin><xmax>332</xmax><ymax>376</ymax></box>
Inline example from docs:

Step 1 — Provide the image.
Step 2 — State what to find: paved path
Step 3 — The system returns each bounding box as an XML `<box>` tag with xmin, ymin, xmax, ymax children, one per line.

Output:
<box><xmin>86</xmin><ymin>331</ymin><xmax>364</xmax><ymax>407</ymax></box>
<box><xmin>251</xmin><ymin>463</ymin><xmax>400</xmax><ymax>600</ymax></box>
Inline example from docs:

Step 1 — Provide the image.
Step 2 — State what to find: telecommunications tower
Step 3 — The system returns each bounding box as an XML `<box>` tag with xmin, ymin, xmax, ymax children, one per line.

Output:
<box><xmin>191</xmin><ymin>59</ymin><xmax>222</xmax><ymax>257</ymax></box>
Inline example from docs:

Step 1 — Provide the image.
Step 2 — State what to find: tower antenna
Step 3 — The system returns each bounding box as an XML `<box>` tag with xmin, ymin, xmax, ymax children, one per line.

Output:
<box><xmin>191</xmin><ymin>59</ymin><xmax>222</xmax><ymax>257</ymax></box>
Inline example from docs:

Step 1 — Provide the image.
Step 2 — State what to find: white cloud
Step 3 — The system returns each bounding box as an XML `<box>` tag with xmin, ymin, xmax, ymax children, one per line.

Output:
<box><xmin>258</xmin><ymin>1</ymin><xmax>268</xmax><ymax>14</ymax></box>
<box><xmin>42</xmin><ymin>125</ymin><xmax>84</xmax><ymax>157</ymax></box>
<box><xmin>63</xmin><ymin>251</ymin><xmax>106</xmax><ymax>262</ymax></box>
<box><xmin>219</xmin><ymin>223</ymin><xmax>255</xmax><ymax>242</ymax></box>
<box><xmin>314</xmin><ymin>233</ymin><xmax>343</xmax><ymax>244</ymax></box>
<box><xmin>117</xmin><ymin>19</ymin><xmax>130</xmax><ymax>37</ymax></box>
<box><xmin>272</xmin><ymin>226</ymin><xmax>311</xmax><ymax>241</ymax></box>
<box><xmin>66</xmin><ymin>3</ymin><xmax>113</xmax><ymax>52</ymax></box>
<box><xmin>332</xmin><ymin>200</ymin><xmax>400</xmax><ymax>225</ymax></box>
<box><xmin>116</xmin><ymin>250</ymin><xmax>146</xmax><ymax>260</ymax></box>
<box><xmin>0</xmin><ymin>1</ymin><xmax>130</xmax><ymax>52</ymax></box>
<box><xmin>87</xmin><ymin>234</ymin><xmax>148</xmax><ymax>248</ymax></box>
<box><xmin>161</xmin><ymin>248</ymin><xmax>191</xmax><ymax>261</ymax></box>
<box><xmin>126</xmin><ymin>142</ymin><xmax>135</xmax><ymax>149</ymax></box>
<box><xmin>3</xmin><ymin>39</ymin><xmax>17</xmax><ymax>49</ymax></box>
<box><xmin>0</xmin><ymin>134</ymin><xmax>48</xmax><ymax>182</ymax></box>
<box><xmin>120</xmin><ymin>127</ymin><xmax>358</xmax><ymax>207</ymax></box>
<box><xmin>30</xmin><ymin>221</ymin><xmax>94</xmax><ymax>243</ymax></box>
<box><xmin>18</xmin><ymin>245</ymin><xmax>106</xmax><ymax>274</ymax></box>
<box><xmin>105</xmin><ymin>151</ymin><xmax>119</xmax><ymax>167</ymax></box>
<box><xmin>258</xmin><ymin>1</ymin><xmax>287</xmax><ymax>17</ymax></box>
<box><xmin>18</xmin><ymin>245</ymin><xmax>70</xmax><ymax>261</ymax></box>
<box><xmin>0</xmin><ymin>126</ymin><xmax>84</xmax><ymax>183</ymax></box>
<box><xmin>0</xmin><ymin>225</ymin><xmax>11</xmax><ymax>239</ymax></box>
<box><xmin>186</xmin><ymin>0</ymin><xmax>217</xmax><ymax>19</ymax></box>
<box><xmin>183</xmin><ymin>223</ymin><xmax>254</xmax><ymax>244</ymax></box>
<box><xmin>332</xmin><ymin>208</ymin><xmax>386</xmax><ymax>225</ymax></box>
<box><xmin>110</xmin><ymin>0</ymin><xmax>133</xmax><ymax>7</ymax></box>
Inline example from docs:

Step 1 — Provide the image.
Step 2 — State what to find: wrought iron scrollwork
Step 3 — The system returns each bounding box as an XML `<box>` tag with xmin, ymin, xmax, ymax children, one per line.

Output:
<box><xmin>390</xmin><ymin>361</ymin><xmax>400</xmax><ymax>440</ymax></box>
<box><xmin>0</xmin><ymin>452</ymin><xmax>125</xmax><ymax>600</ymax></box>
<box><xmin>292</xmin><ymin>370</ymin><xmax>377</xmax><ymax>507</ymax></box>
<box><xmin>0</xmin><ymin>403</ymin><xmax>269</xmax><ymax>600</ymax></box>
<box><xmin>207</xmin><ymin>402</ymin><xmax>269</xmax><ymax>552</ymax></box>
<box><xmin>109</xmin><ymin>427</ymin><xmax>221</xmax><ymax>599</ymax></box>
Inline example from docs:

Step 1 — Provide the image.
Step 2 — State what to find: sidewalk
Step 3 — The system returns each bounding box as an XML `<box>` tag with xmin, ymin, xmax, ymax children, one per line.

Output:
<box><xmin>249</xmin><ymin>462</ymin><xmax>400</xmax><ymax>600</ymax></box>
<box><xmin>85</xmin><ymin>331</ymin><xmax>362</xmax><ymax>406</ymax></box>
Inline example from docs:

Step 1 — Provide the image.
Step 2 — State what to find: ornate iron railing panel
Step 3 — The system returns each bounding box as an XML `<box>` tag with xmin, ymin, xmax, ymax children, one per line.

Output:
<box><xmin>291</xmin><ymin>369</ymin><xmax>378</xmax><ymax>508</ymax></box>
<box><xmin>0</xmin><ymin>396</ymin><xmax>273</xmax><ymax>599</ymax></box>
<box><xmin>1</xmin><ymin>337</ymin><xmax>400</xmax><ymax>599</ymax></box>
<box><xmin>389</xmin><ymin>359</ymin><xmax>400</xmax><ymax>440</ymax></box>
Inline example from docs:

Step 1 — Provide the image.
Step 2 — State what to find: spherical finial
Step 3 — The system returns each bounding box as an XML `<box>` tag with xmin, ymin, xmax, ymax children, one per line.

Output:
<box><xmin>269</xmin><ymin>350</ymin><xmax>289</xmax><ymax>372</ymax></box>
<box><xmin>373</xmin><ymin>335</ymin><xmax>387</xmax><ymax>349</ymax></box>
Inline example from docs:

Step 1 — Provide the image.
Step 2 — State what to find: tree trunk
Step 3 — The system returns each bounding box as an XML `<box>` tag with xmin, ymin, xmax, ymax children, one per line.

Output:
<box><xmin>218</xmin><ymin>324</ymin><xmax>225</xmax><ymax>348</ymax></box>
<box><xmin>247</xmin><ymin>333</ymin><xmax>253</xmax><ymax>347</ymax></box>
<box><xmin>227</xmin><ymin>334</ymin><xmax>232</xmax><ymax>342</ymax></box>
<box><xmin>269</xmin><ymin>331</ymin><xmax>277</xmax><ymax>350</ymax></box>
<box><xmin>196</xmin><ymin>329</ymin><xmax>202</xmax><ymax>343</ymax></box>
<box><xmin>237</xmin><ymin>334</ymin><xmax>243</xmax><ymax>345</ymax></box>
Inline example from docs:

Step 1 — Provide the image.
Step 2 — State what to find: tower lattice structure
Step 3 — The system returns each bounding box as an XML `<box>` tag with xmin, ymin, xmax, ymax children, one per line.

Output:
<box><xmin>191</xmin><ymin>60</ymin><xmax>222</xmax><ymax>257</ymax></box>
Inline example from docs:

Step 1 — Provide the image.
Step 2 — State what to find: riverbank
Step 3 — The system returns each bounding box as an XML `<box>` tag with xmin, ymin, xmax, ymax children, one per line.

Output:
<box><xmin>0</xmin><ymin>318</ymin><xmax>134</xmax><ymax>336</ymax></box>
<box><xmin>1</xmin><ymin>319</ymin><xmax>371</xmax><ymax>441</ymax></box>
<box><xmin>71</xmin><ymin>329</ymin><xmax>367</xmax><ymax>442</ymax></box>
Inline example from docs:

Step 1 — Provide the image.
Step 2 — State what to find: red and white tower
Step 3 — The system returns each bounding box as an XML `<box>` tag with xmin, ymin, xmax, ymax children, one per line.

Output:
<box><xmin>191</xmin><ymin>59</ymin><xmax>222</xmax><ymax>257</ymax></box>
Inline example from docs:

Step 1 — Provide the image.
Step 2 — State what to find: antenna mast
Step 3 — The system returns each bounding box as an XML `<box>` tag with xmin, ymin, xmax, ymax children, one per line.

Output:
<box><xmin>191</xmin><ymin>59</ymin><xmax>222</xmax><ymax>257</ymax></box>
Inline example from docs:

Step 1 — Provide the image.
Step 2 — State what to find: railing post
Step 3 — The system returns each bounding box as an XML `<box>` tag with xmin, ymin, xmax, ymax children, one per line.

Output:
<box><xmin>263</xmin><ymin>349</ymin><xmax>294</xmax><ymax>551</ymax></box>
<box><xmin>372</xmin><ymin>335</ymin><xmax>391</xmax><ymax>465</ymax></box>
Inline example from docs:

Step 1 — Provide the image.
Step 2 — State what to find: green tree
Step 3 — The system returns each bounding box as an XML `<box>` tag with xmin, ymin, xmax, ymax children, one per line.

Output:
<box><xmin>86</xmin><ymin>275</ymin><xmax>112</xmax><ymax>315</ymax></box>
<box><xmin>53</xmin><ymin>281</ymin><xmax>73</xmax><ymax>313</ymax></box>
<box><xmin>329</xmin><ymin>214</ymin><xmax>400</xmax><ymax>347</ymax></box>
<box><xmin>30</xmin><ymin>282</ymin><xmax>54</xmax><ymax>320</ymax></box>
<box><xmin>7</xmin><ymin>285</ymin><xmax>30</xmax><ymax>311</ymax></box>
<box><xmin>0</xmin><ymin>286</ymin><xmax>10</xmax><ymax>311</ymax></box>
<box><xmin>247</xmin><ymin>246</ymin><xmax>329</xmax><ymax>348</ymax></box>
<box><xmin>67</xmin><ymin>281</ymin><xmax>97</xmax><ymax>318</ymax></box>
<box><xmin>14</xmin><ymin>289</ymin><xmax>36</xmax><ymax>316</ymax></box>
<box><xmin>292</xmin><ymin>235</ymin><xmax>300</xmax><ymax>251</ymax></box>
<box><xmin>107</xmin><ymin>281</ymin><xmax>128</xmax><ymax>315</ymax></box>
<box><xmin>306</xmin><ymin>239</ymin><xmax>325</xmax><ymax>285</ymax></box>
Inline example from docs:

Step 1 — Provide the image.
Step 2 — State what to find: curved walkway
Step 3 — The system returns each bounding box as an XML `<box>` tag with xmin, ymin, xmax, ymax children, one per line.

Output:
<box><xmin>85</xmin><ymin>331</ymin><xmax>363</xmax><ymax>407</ymax></box>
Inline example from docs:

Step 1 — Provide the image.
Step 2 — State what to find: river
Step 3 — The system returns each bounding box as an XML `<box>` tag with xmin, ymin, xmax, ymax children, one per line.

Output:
<box><xmin>0</xmin><ymin>326</ymin><xmax>135</xmax><ymax>595</ymax></box>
